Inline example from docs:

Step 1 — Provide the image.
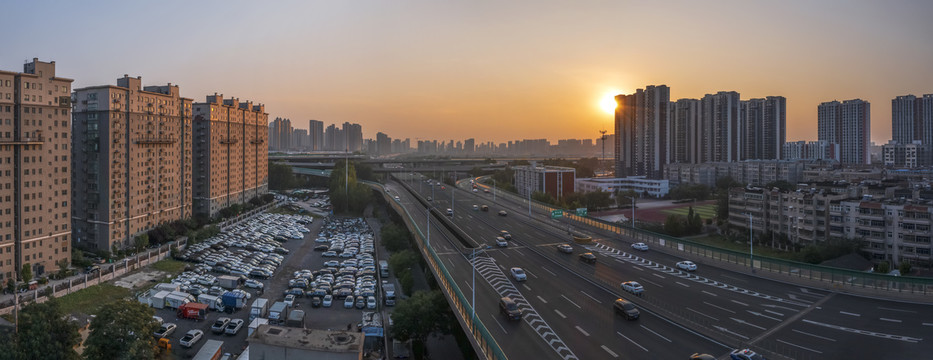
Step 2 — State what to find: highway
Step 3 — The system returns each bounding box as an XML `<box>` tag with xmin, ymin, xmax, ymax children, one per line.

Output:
<box><xmin>386</xmin><ymin>173</ymin><xmax>933</xmax><ymax>360</ymax></box>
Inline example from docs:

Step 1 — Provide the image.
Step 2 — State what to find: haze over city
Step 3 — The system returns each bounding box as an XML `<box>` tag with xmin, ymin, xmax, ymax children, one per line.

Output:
<box><xmin>4</xmin><ymin>0</ymin><xmax>932</xmax><ymax>143</ymax></box>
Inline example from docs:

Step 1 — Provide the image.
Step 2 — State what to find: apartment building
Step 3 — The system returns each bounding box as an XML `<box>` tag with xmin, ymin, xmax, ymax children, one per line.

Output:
<box><xmin>0</xmin><ymin>59</ymin><xmax>73</xmax><ymax>284</ymax></box>
<box><xmin>192</xmin><ymin>95</ymin><xmax>268</xmax><ymax>218</ymax></box>
<box><xmin>663</xmin><ymin>160</ymin><xmax>804</xmax><ymax>188</ymax></box>
<box><xmin>818</xmin><ymin>99</ymin><xmax>871</xmax><ymax>165</ymax></box>
<box><xmin>72</xmin><ymin>75</ymin><xmax>193</xmax><ymax>252</ymax></box>
<box><xmin>513</xmin><ymin>165</ymin><xmax>575</xmax><ymax>200</ymax></box>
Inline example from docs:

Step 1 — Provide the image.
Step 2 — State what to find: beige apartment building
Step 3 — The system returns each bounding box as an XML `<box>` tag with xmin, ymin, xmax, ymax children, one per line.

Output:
<box><xmin>72</xmin><ymin>75</ymin><xmax>193</xmax><ymax>252</ymax></box>
<box><xmin>0</xmin><ymin>59</ymin><xmax>73</xmax><ymax>285</ymax></box>
<box><xmin>192</xmin><ymin>94</ymin><xmax>268</xmax><ymax>218</ymax></box>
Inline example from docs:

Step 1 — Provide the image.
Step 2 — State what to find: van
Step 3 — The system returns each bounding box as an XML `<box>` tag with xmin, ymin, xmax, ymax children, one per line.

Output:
<box><xmin>499</xmin><ymin>297</ymin><xmax>522</xmax><ymax>320</ymax></box>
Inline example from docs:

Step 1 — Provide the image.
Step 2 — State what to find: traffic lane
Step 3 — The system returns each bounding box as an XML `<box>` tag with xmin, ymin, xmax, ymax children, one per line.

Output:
<box><xmin>802</xmin><ymin>294</ymin><xmax>933</xmax><ymax>337</ymax></box>
<box><xmin>487</xmin><ymin>244</ymin><xmax>732</xmax><ymax>359</ymax></box>
<box><xmin>773</xmin><ymin>309</ymin><xmax>929</xmax><ymax>360</ymax></box>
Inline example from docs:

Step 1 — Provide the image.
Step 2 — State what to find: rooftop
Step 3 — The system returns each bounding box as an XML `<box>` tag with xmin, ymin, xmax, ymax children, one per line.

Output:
<box><xmin>249</xmin><ymin>324</ymin><xmax>362</xmax><ymax>353</ymax></box>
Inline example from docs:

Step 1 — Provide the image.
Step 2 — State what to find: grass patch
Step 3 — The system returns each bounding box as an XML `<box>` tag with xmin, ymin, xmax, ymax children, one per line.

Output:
<box><xmin>687</xmin><ymin>234</ymin><xmax>796</xmax><ymax>260</ymax></box>
<box><xmin>150</xmin><ymin>259</ymin><xmax>188</xmax><ymax>275</ymax></box>
<box><xmin>661</xmin><ymin>204</ymin><xmax>717</xmax><ymax>219</ymax></box>
<box><xmin>58</xmin><ymin>283</ymin><xmax>133</xmax><ymax>315</ymax></box>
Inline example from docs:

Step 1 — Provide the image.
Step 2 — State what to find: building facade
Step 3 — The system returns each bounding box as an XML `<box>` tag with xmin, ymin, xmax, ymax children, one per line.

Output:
<box><xmin>308</xmin><ymin>119</ymin><xmax>323</xmax><ymax>151</ymax></box>
<box><xmin>575</xmin><ymin>177</ymin><xmax>670</xmax><ymax>198</ymax></box>
<box><xmin>614</xmin><ymin>85</ymin><xmax>670</xmax><ymax>178</ymax></box>
<box><xmin>818</xmin><ymin>99</ymin><xmax>870</xmax><ymax>165</ymax></box>
<box><xmin>513</xmin><ymin>165</ymin><xmax>575</xmax><ymax>200</ymax></box>
<box><xmin>72</xmin><ymin>75</ymin><xmax>192</xmax><ymax>252</ymax></box>
<box><xmin>664</xmin><ymin>160</ymin><xmax>805</xmax><ymax>188</ymax></box>
<box><xmin>742</xmin><ymin>96</ymin><xmax>786</xmax><ymax>160</ymax></box>
<box><xmin>192</xmin><ymin>95</ymin><xmax>268</xmax><ymax>218</ymax></box>
<box><xmin>0</xmin><ymin>59</ymin><xmax>73</xmax><ymax>284</ymax></box>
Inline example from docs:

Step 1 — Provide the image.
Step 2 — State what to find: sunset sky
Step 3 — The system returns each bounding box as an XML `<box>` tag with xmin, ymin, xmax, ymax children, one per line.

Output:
<box><xmin>4</xmin><ymin>1</ymin><xmax>932</xmax><ymax>144</ymax></box>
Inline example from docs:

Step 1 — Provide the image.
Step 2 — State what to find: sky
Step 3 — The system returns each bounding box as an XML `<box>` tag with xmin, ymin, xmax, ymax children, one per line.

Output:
<box><xmin>3</xmin><ymin>0</ymin><xmax>932</xmax><ymax>144</ymax></box>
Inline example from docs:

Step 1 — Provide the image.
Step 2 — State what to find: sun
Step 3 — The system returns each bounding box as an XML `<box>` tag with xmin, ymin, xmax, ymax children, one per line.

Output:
<box><xmin>599</xmin><ymin>92</ymin><xmax>619</xmax><ymax>115</ymax></box>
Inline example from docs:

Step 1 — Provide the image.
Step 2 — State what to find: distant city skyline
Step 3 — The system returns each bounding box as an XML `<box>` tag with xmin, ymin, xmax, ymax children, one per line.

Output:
<box><xmin>3</xmin><ymin>1</ymin><xmax>933</xmax><ymax>143</ymax></box>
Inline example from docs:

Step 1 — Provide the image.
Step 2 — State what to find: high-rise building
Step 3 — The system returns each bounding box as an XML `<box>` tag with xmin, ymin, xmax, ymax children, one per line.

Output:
<box><xmin>73</xmin><ymin>75</ymin><xmax>192</xmax><ymax>252</ymax></box>
<box><xmin>464</xmin><ymin>138</ymin><xmax>475</xmax><ymax>154</ymax></box>
<box><xmin>670</xmin><ymin>98</ymin><xmax>701</xmax><ymax>164</ymax></box>
<box><xmin>343</xmin><ymin>122</ymin><xmax>363</xmax><ymax>152</ymax></box>
<box><xmin>324</xmin><ymin>123</ymin><xmax>343</xmax><ymax>151</ymax></box>
<box><xmin>292</xmin><ymin>129</ymin><xmax>308</xmax><ymax>151</ymax></box>
<box><xmin>269</xmin><ymin>117</ymin><xmax>292</xmax><ymax>151</ymax></box>
<box><xmin>892</xmin><ymin>95</ymin><xmax>922</xmax><ymax>145</ymax></box>
<box><xmin>742</xmin><ymin>96</ymin><xmax>786</xmax><ymax>160</ymax></box>
<box><xmin>376</xmin><ymin>132</ymin><xmax>391</xmax><ymax>155</ymax></box>
<box><xmin>309</xmin><ymin>119</ymin><xmax>324</xmax><ymax>151</ymax></box>
<box><xmin>889</xmin><ymin>94</ymin><xmax>933</xmax><ymax>167</ymax></box>
<box><xmin>819</xmin><ymin>99</ymin><xmax>870</xmax><ymax>165</ymax></box>
<box><xmin>614</xmin><ymin>85</ymin><xmax>670</xmax><ymax>178</ymax></box>
<box><xmin>0</xmin><ymin>58</ymin><xmax>73</xmax><ymax>284</ymax></box>
<box><xmin>700</xmin><ymin>91</ymin><xmax>742</xmax><ymax>163</ymax></box>
<box><xmin>192</xmin><ymin>95</ymin><xmax>268</xmax><ymax>218</ymax></box>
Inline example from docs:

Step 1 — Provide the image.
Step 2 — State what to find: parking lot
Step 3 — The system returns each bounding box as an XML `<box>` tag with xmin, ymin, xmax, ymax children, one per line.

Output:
<box><xmin>147</xmin><ymin>212</ymin><xmax>386</xmax><ymax>358</ymax></box>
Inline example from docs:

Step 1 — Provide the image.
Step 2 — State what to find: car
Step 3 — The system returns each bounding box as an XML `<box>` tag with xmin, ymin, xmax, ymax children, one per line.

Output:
<box><xmin>355</xmin><ymin>296</ymin><xmax>366</xmax><ymax>309</ymax></box>
<box><xmin>244</xmin><ymin>279</ymin><xmax>264</xmax><ymax>289</ymax></box>
<box><xmin>446</xmin><ymin>208</ymin><xmax>453</xmax><ymax>216</ymax></box>
<box><xmin>211</xmin><ymin>317</ymin><xmax>231</xmax><ymax>334</ymax></box>
<box><xmin>499</xmin><ymin>230</ymin><xmax>511</xmax><ymax>240</ymax></box>
<box><xmin>393</xmin><ymin>196</ymin><xmax>400</xmax><ymax>201</ymax></box>
<box><xmin>472</xmin><ymin>188</ymin><xmax>478</xmax><ymax>193</ymax></box>
<box><xmin>427</xmin><ymin>196</ymin><xmax>432</xmax><ymax>201</ymax></box>
<box><xmin>322</xmin><ymin>294</ymin><xmax>333</xmax><ymax>307</ymax></box>
<box><xmin>557</xmin><ymin>244</ymin><xmax>573</xmax><ymax>254</ymax></box>
<box><xmin>225</xmin><ymin>319</ymin><xmax>245</xmax><ymax>335</ymax></box>
<box><xmin>690</xmin><ymin>354</ymin><xmax>718</xmax><ymax>360</ymax></box>
<box><xmin>324</xmin><ymin>260</ymin><xmax>340</xmax><ymax>267</ymax></box>
<box><xmin>498</xmin><ymin>210</ymin><xmax>508</xmax><ymax>216</ymax></box>
<box><xmin>367</xmin><ymin>296</ymin><xmax>377</xmax><ymax>309</ymax></box>
<box><xmin>313</xmin><ymin>244</ymin><xmax>330</xmax><ymax>251</ymax></box>
<box><xmin>483</xmin><ymin>189</ymin><xmax>490</xmax><ymax>193</ymax></box>
<box><xmin>676</xmin><ymin>261</ymin><xmax>698</xmax><ymax>272</ymax></box>
<box><xmin>631</xmin><ymin>242</ymin><xmax>649</xmax><ymax>251</ymax></box>
<box><xmin>344</xmin><ymin>295</ymin><xmax>355</xmax><ymax>308</ymax></box>
<box><xmin>310</xmin><ymin>296</ymin><xmax>323</xmax><ymax>308</ymax></box>
<box><xmin>179</xmin><ymin>329</ymin><xmax>204</xmax><ymax>348</ymax></box>
<box><xmin>579</xmin><ymin>252</ymin><xmax>597</xmax><ymax>264</ymax></box>
<box><xmin>499</xmin><ymin>296</ymin><xmax>522</xmax><ymax>320</ymax></box>
<box><xmin>730</xmin><ymin>349</ymin><xmax>765</xmax><ymax>360</ymax></box>
<box><xmin>620</xmin><ymin>281</ymin><xmax>644</xmax><ymax>295</ymax></box>
<box><xmin>284</xmin><ymin>294</ymin><xmax>296</xmax><ymax>307</ymax></box>
<box><xmin>613</xmin><ymin>298</ymin><xmax>640</xmax><ymax>320</ymax></box>
<box><xmin>495</xmin><ymin>237</ymin><xmax>508</xmax><ymax>247</ymax></box>
<box><xmin>154</xmin><ymin>323</ymin><xmax>177</xmax><ymax>338</ymax></box>
<box><xmin>481</xmin><ymin>205</ymin><xmax>489</xmax><ymax>211</ymax></box>
<box><xmin>152</xmin><ymin>316</ymin><xmax>163</xmax><ymax>325</ymax></box>
<box><xmin>473</xmin><ymin>204</ymin><xmax>479</xmax><ymax>211</ymax></box>
<box><xmin>322</xmin><ymin>251</ymin><xmax>338</xmax><ymax>257</ymax></box>
<box><xmin>509</xmin><ymin>267</ymin><xmax>527</xmax><ymax>281</ymax></box>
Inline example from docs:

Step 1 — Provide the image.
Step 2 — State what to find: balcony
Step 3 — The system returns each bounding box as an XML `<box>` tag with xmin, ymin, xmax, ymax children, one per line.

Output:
<box><xmin>134</xmin><ymin>136</ymin><xmax>177</xmax><ymax>145</ymax></box>
<box><xmin>219</xmin><ymin>137</ymin><xmax>238</xmax><ymax>145</ymax></box>
<box><xmin>0</xmin><ymin>135</ymin><xmax>44</xmax><ymax>145</ymax></box>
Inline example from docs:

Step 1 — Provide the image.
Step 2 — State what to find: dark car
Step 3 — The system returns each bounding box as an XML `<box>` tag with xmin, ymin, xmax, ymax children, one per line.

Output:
<box><xmin>310</xmin><ymin>296</ymin><xmax>323</xmax><ymax>308</ymax></box>
<box><xmin>498</xmin><ymin>210</ymin><xmax>508</xmax><ymax>216</ymax></box>
<box><xmin>313</xmin><ymin>244</ymin><xmax>330</xmax><ymax>251</ymax></box>
<box><xmin>613</xmin><ymin>298</ymin><xmax>639</xmax><ymax>320</ymax></box>
<box><xmin>499</xmin><ymin>230</ymin><xmax>512</xmax><ymax>240</ymax></box>
<box><xmin>690</xmin><ymin>354</ymin><xmax>717</xmax><ymax>360</ymax></box>
<box><xmin>499</xmin><ymin>297</ymin><xmax>522</xmax><ymax>321</ymax></box>
<box><xmin>579</xmin><ymin>252</ymin><xmax>597</xmax><ymax>264</ymax></box>
<box><xmin>481</xmin><ymin>205</ymin><xmax>489</xmax><ymax>211</ymax></box>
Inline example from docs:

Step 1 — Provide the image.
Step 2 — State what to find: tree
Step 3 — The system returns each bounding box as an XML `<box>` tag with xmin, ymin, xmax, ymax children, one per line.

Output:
<box><xmin>764</xmin><ymin>180</ymin><xmax>795</xmax><ymax>192</ymax></box>
<box><xmin>390</xmin><ymin>291</ymin><xmax>453</xmax><ymax>345</ymax></box>
<box><xmin>329</xmin><ymin>160</ymin><xmax>373</xmax><ymax>214</ymax></box>
<box><xmin>381</xmin><ymin>223</ymin><xmax>412</xmax><ymax>252</ymax></box>
<box><xmin>389</xmin><ymin>250</ymin><xmax>419</xmax><ymax>278</ymax></box>
<box><xmin>133</xmin><ymin>234</ymin><xmax>149</xmax><ymax>253</ymax></box>
<box><xmin>899</xmin><ymin>261</ymin><xmax>912</xmax><ymax>275</ymax></box>
<box><xmin>20</xmin><ymin>263</ymin><xmax>32</xmax><ymax>283</ymax></box>
<box><xmin>268</xmin><ymin>162</ymin><xmax>298</xmax><ymax>190</ymax></box>
<box><xmin>8</xmin><ymin>297</ymin><xmax>81</xmax><ymax>360</ymax></box>
<box><xmin>876</xmin><ymin>261</ymin><xmax>891</xmax><ymax>274</ymax></box>
<box><xmin>531</xmin><ymin>191</ymin><xmax>557</xmax><ymax>206</ymax></box>
<box><xmin>83</xmin><ymin>299</ymin><xmax>158</xmax><ymax>360</ymax></box>
<box><xmin>663</xmin><ymin>215</ymin><xmax>684</xmax><ymax>237</ymax></box>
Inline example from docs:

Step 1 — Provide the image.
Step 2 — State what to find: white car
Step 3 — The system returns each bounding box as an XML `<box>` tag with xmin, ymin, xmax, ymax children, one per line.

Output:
<box><xmin>495</xmin><ymin>237</ymin><xmax>508</xmax><ymax>247</ymax></box>
<box><xmin>631</xmin><ymin>242</ymin><xmax>649</xmax><ymax>251</ymax></box>
<box><xmin>244</xmin><ymin>279</ymin><xmax>264</xmax><ymax>289</ymax></box>
<box><xmin>344</xmin><ymin>295</ymin><xmax>355</xmax><ymax>309</ymax></box>
<box><xmin>367</xmin><ymin>296</ymin><xmax>377</xmax><ymax>309</ymax></box>
<box><xmin>322</xmin><ymin>294</ymin><xmax>333</xmax><ymax>308</ymax></box>
<box><xmin>509</xmin><ymin>267</ymin><xmax>527</xmax><ymax>281</ymax></box>
<box><xmin>621</xmin><ymin>281</ymin><xmax>644</xmax><ymax>294</ymax></box>
<box><xmin>179</xmin><ymin>329</ymin><xmax>203</xmax><ymax>348</ymax></box>
<box><xmin>676</xmin><ymin>261</ymin><xmax>697</xmax><ymax>272</ymax></box>
<box><xmin>284</xmin><ymin>294</ymin><xmax>296</xmax><ymax>307</ymax></box>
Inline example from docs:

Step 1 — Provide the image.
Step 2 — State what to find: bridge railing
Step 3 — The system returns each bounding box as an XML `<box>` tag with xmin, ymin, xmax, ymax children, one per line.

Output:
<box><xmin>366</xmin><ymin>179</ymin><xmax>507</xmax><ymax>360</ymax></box>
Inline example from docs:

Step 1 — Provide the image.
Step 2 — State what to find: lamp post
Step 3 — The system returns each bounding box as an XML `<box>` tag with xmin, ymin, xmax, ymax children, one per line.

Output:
<box><xmin>492</xmin><ymin>178</ymin><xmax>496</xmax><ymax>202</ymax></box>
<box><xmin>426</xmin><ymin>207</ymin><xmax>431</xmax><ymax>248</ymax></box>
<box><xmin>747</xmin><ymin>213</ymin><xmax>754</xmax><ymax>271</ymax></box>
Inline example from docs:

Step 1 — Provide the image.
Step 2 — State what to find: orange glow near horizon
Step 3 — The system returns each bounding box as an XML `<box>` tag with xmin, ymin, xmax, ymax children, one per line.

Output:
<box><xmin>599</xmin><ymin>92</ymin><xmax>619</xmax><ymax>115</ymax></box>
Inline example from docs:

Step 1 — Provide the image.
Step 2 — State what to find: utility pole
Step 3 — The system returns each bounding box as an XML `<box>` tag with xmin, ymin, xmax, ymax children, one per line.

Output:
<box><xmin>748</xmin><ymin>213</ymin><xmax>754</xmax><ymax>271</ymax></box>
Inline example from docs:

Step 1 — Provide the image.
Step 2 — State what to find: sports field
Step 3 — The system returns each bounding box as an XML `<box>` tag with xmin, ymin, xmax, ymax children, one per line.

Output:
<box><xmin>660</xmin><ymin>203</ymin><xmax>717</xmax><ymax>220</ymax></box>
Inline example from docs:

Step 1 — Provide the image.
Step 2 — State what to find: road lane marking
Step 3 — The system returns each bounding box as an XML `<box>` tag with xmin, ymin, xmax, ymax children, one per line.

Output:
<box><xmin>764</xmin><ymin>310</ymin><xmax>784</xmax><ymax>317</ymax></box>
<box><xmin>713</xmin><ymin>325</ymin><xmax>749</xmax><ymax>340</ymax></box>
<box><xmin>720</xmin><ymin>274</ymin><xmax>747</xmax><ymax>282</ymax></box>
<box><xmin>701</xmin><ymin>290</ymin><xmax>718</xmax><ymax>297</ymax></box>
<box><xmin>675</xmin><ymin>281</ymin><xmax>690</xmax><ymax>287</ymax></box>
<box><xmin>525</xmin><ymin>269</ymin><xmax>538</xmax><ymax>279</ymax></box>
<box><xmin>493</xmin><ymin>317</ymin><xmax>508</xmax><ymax>334</ymax></box>
<box><xmin>703</xmin><ymin>301</ymin><xmax>736</xmax><ymax>314</ymax></box>
<box><xmin>601</xmin><ymin>345</ymin><xmax>619</xmax><ymax>358</ymax></box>
<box><xmin>878</xmin><ymin>306</ymin><xmax>916</xmax><ymax>313</ymax></box>
<box><xmin>640</xmin><ymin>325</ymin><xmax>672</xmax><ymax>342</ymax></box>
<box><xmin>616</xmin><ymin>332</ymin><xmax>649</xmax><ymax>352</ymax></box>
<box><xmin>792</xmin><ymin>329</ymin><xmax>835</xmax><ymax>341</ymax></box>
<box><xmin>554</xmin><ymin>309</ymin><xmax>567</xmax><ymax>319</ymax></box>
<box><xmin>540</xmin><ymin>267</ymin><xmax>557</xmax><ymax>277</ymax></box>
<box><xmin>576</xmin><ymin>326</ymin><xmax>589</xmax><ymax>336</ymax></box>
<box><xmin>580</xmin><ymin>291</ymin><xmax>602</xmax><ymax>304</ymax></box>
<box><xmin>746</xmin><ymin>310</ymin><xmax>782</xmax><ymax>322</ymax></box>
<box><xmin>463</xmin><ymin>280</ymin><xmax>472</xmax><ymax>291</ymax></box>
<box><xmin>638</xmin><ymin>278</ymin><xmax>664</xmax><ymax>288</ymax></box>
<box><xmin>537</xmin><ymin>295</ymin><xmax>548</xmax><ymax>304</ymax></box>
<box><xmin>880</xmin><ymin>318</ymin><xmax>902</xmax><ymax>323</ymax></box>
<box><xmin>522</xmin><ymin>284</ymin><xmax>532</xmax><ymax>291</ymax></box>
<box><xmin>499</xmin><ymin>251</ymin><xmax>510</xmax><ymax>258</ymax></box>
<box><xmin>730</xmin><ymin>300</ymin><xmax>749</xmax><ymax>307</ymax></box>
<box><xmin>777</xmin><ymin>339</ymin><xmax>822</xmax><ymax>354</ymax></box>
<box><xmin>731</xmin><ymin>317</ymin><xmax>766</xmax><ymax>330</ymax></box>
<box><xmin>561</xmin><ymin>294</ymin><xmax>582</xmax><ymax>309</ymax></box>
<box><xmin>802</xmin><ymin>319</ymin><xmax>922</xmax><ymax>343</ymax></box>
<box><xmin>839</xmin><ymin>311</ymin><xmax>861</xmax><ymax>317</ymax></box>
<box><xmin>652</xmin><ymin>273</ymin><xmax>666</xmax><ymax>279</ymax></box>
<box><xmin>687</xmin><ymin>307</ymin><xmax>719</xmax><ymax>321</ymax></box>
<box><xmin>923</xmin><ymin>323</ymin><xmax>933</xmax><ymax>327</ymax></box>
<box><xmin>632</xmin><ymin>265</ymin><xmax>644</xmax><ymax>271</ymax></box>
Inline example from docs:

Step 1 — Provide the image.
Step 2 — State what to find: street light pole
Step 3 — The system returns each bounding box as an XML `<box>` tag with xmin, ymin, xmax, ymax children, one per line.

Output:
<box><xmin>493</xmin><ymin>178</ymin><xmax>496</xmax><ymax>202</ymax></box>
<box><xmin>748</xmin><ymin>213</ymin><xmax>754</xmax><ymax>271</ymax></box>
<box><xmin>631</xmin><ymin>196</ymin><xmax>636</xmax><ymax>229</ymax></box>
<box><xmin>427</xmin><ymin>207</ymin><xmax>431</xmax><ymax>248</ymax></box>
<box><xmin>471</xmin><ymin>247</ymin><xmax>476</xmax><ymax>322</ymax></box>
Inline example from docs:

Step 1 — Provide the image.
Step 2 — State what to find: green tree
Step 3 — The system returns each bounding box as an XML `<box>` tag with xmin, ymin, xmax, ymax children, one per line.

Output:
<box><xmin>133</xmin><ymin>234</ymin><xmax>149</xmax><ymax>253</ymax></box>
<box><xmin>663</xmin><ymin>214</ymin><xmax>684</xmax><ymax>237</ymax></box>
<box><xmin>329</xmin><ymin>160</ymin><xmax>373</xmax><ymax>214</ymax></box>
<box><xmin>876</xmin><ymin>261</ymin><xmax>891</xmax><ymax>274</ymax></box>
<box><xmin>390</xmin><ymin>291</ymin><xmax>453</xmax><ymax>345</ymax></box>
<box><xmin>389</xmin><ymin>250</ymin><xmax>419</xmax><ymax>278</ymax></box>
<box><xmin>268</xmin><ymin>162</ymin><xmax>298</xmax><ymax>190</ymax></box>
<box><xmin>20</xmin><ymin>263</ymin><xmax>32</xmax><ymax>283</ymax></box>
<box><xmin>531</xmin><ymin>191</ymin><xmax>557</xmax><ymax>206</ymax></box>
<box><xmin>381</xmin><ymin>223</ymin><xmax>412</xmax><ymax>252</ymax></box>
<box><xmin>764</xmin><ymin>180</ymin><xmax>795</xmax><ymax>192</ymax></box>
<box><xmin>83</xmin><ymin>299</ymin><xmax>158</xmax><ymax>360</ymax></box>
<box><xmin>9</xmin><ymin>297</ymin><xmax>81</xmax><ymax>360</ymax></box>
<box><xmin>899</xmin><ymin>261</ymin><xmax>912</xmax><ymax>275</ymax></box>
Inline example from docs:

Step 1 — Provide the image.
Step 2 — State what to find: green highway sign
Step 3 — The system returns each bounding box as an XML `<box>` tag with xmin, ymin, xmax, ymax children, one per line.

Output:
<box><xmin>551</xmin><ymin>210</ymin><xmax>563</xmax><ymax>219</ymax></box>
<box><xmin>576</xmin><ymin>208</ymin><xmax>587</xmax><ymax>217</ymax></box>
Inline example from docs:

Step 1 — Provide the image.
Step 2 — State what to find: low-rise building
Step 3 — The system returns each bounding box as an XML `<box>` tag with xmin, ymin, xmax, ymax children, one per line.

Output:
<box><xmin>513</xmin><ymin>164</ymin><xmax>575</xmax><ymax>200</ymax></box>
<box><xmin>248</xmin><ymin>324</ymin><xmax>363</xmax><ymax>360</ymax></box>
<box><xmin>575</xmin><ymin>177</ymin><xmax>669</xmax><ymax>198</ymax></box>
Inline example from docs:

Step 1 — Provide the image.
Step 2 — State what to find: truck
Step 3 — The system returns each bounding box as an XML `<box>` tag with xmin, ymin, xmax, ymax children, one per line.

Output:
<box><xmin>216</xmin><ymin>275</ymin><xmax>240</xmax><ymax>290</ymax></box>
<box><xmin>268</xmin><ymin>301</ymin><xmax>288</xmax><ymax>324</ymax></box>
<box><xmin>192</xmin><ymin>339</ymin><xmax>223</xmax><ymax>360</ymax></box>
<box><xmin>360</xmin><ymin>311</ymin><xmax>384</xmax><ymax>338</ymax></box>
<box><xmin>197</xmin><ymin>294</ymin><xmax>226</xmax><ymax>312</ymax></box>
<box><xmin>164</xmin><ymin>293</ymin><xmax>194</xmax><ymax>309</ymax></box>
<box><xmin>250</xmin><ymin>298</ymin><xmax>269</xmax><ymax>321</ymax></box>
<box><xmin>221</xmin><ymin>291</ymin><xmax>247</xmax><ymax>310</ymax></box>
<box><xmin>392</xmin><ymin>339</ymin><xmax>411</xmax><ymax>359</ymax></box>
<box><xmin>285</xmin><ymin>309</ymin><xmax>305</xmax><ymax>328</ymax></box>
<box><xmin>149</xmin><ymin>290</ymin><xmax>170</xmax><ymax>309</ymax></box>
<box><xmin>379</xmin><ymin>260</ymin><xmax>389</xmax><ymax>278</ymax></box>
<box><xmin>153</xmin><ymin>283</ymin><xmax>180</xmax><ymax>293</ymax></box>
<box><xmin>177</xmin><ymin>302</ymin><xmax>209</xmax><ymax>320</ymax></box>
<box><xmin>382</xmin><ymin>281</ymin><xmax>396</xmax><ymax>306</ymax></box>
<box><xmin>248</xmin><ymin>318</ymin><xmax>268</xmax><ymax>337</ymax></box>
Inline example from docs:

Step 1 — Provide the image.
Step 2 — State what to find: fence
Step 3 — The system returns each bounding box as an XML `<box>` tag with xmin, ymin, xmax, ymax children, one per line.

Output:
<box><xmin>0</xmin><ymin>238</ymin><xmax>186</xmax><ymax>316</ymax></box>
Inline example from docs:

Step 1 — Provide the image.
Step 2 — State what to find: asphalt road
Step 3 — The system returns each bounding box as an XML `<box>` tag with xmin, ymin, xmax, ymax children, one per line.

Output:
<box><xmin>387</xmin><ymin>173</ymin><xmax>933</xmax><ymax>360</ymax></box>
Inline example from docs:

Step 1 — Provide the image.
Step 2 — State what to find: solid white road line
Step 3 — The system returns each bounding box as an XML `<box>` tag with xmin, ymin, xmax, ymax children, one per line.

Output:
<box><xmin>687</xmin><ymin>307</ymin><xmax>719</xmax><ymax>321</ymax></box>
<box><xmin>537</xmin><ymin>295</ymin><xmax>548</xmax><ymax>304</ymax></box>
<box><xmin>638</xmin><ymin>278</ymin><xmax>664</xmax><ymax>288</ymax></box>
<box><xmin>792</xmin><ymin>329</ymin><xmax>836</xmax><ymax>342</ymax></box>
<box><xmin>675</xmin><ymin>281</ymin><xmax>690</xmax><ymax>287</ymax></box>
<box><xmin>730</xmin><ymin>300</ymin><xmax>749</xmax><ymax>307</ymax></box>
<box><xmin>561</xmin><ymin>294</ymin><xmax>582</xmax><ymax>309</ymax></box>
<box><xmin>463</xmin><ymin>280</ymin><xmax>472</xmax><ymax>291</ymax></box>
<box><xmin>522</xmin><ymin>284</ymin><xmax>532</xmax><ymax>291</ymax></box>
<box><xmin>493</xmin><ymin>317</ymin><xmax>508</xmax><ymax>334</ymax></box>
<box><xmin>525</xmin><ymin>269</ymin><xmax>538</xmax><ymax>279</ymax></box>
<box><xmin>616</xmin><ymin>332</ymin><xmax>649</xmax><ymax>352</ymax></box>
<box><xmin>880</xmin><ymin>318</ymin><xmax>902</xmax><ymax>323</ymax></box>
<box><xmin>878</xmin><ymin>306</ymin><xmax>916</xmax><ymax>313</ymax></box>
<box><xmin>601</xmin><ymin>345</ymin><xmax>619</xmax><ymax>358</ymax></box>
<box><xmin>640</xmin><ymin>325</ymin><xmax>672</xmax><ymax>342</ymax></box>
<box><xmin>703</xmin><ymin>301</ymin><xmax>736</xmax><ymax>314</ymax></box>
<box><xmin>652</xmin><ymin>273</ymin><xmax>666</xmax><ymax>279</ymax></box>
<box><xmin>701</xmin><ymin>290</ymin><xmax>718</xmax><ymax>297</ymax></box>
<box><xmin>581</xmin><ymin>291</ymin><xmax>603</xmax><ymax>304</ymax></box>
<box><xmin>554</xmin><ymin>309</ymin><xmax>567</xmax><ymax>319</ymax></box>
<box><xmin>576</xmin><ymin>326</ymin><xmax>589</xmax><ymax>336</ymax></box>
<box><xmin>632</xmin><ymin>265</ymin><xmax>644</xmax><ymax>271</ymax></box>
<box><xmin>923</xmin><ymin>323</ymin><xmax>933</xmax><ymax>327</ymax></box>
<box><xmin>541</xmin><ymin>267</ymin><xmax>557</xmax><ymax>277</ymax></box>
<box><xmin>777</xmin><ymin>339</ymin><xmax>823</xmax><ymax>354</ymax></box>
<box><xmin>764</xmin><ymin>310</ymin><xmax>784</xmax><ymax>317</ymax></box>
<box><xmin>839</xmin><ymin>311</ymin><xmax>861</xmax><ymax>317</ymax></box>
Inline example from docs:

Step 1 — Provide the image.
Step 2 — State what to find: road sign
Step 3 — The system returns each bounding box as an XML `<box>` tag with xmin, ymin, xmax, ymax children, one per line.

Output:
<box><xmin>575</xmin><ymin>208</ymin><xmax>587</xmax><ymax>217</ymax></box>
<box><xmin>551</xmin><ymin>210</ymin><xmax>563</xmax><ymax>219</ymax></box>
